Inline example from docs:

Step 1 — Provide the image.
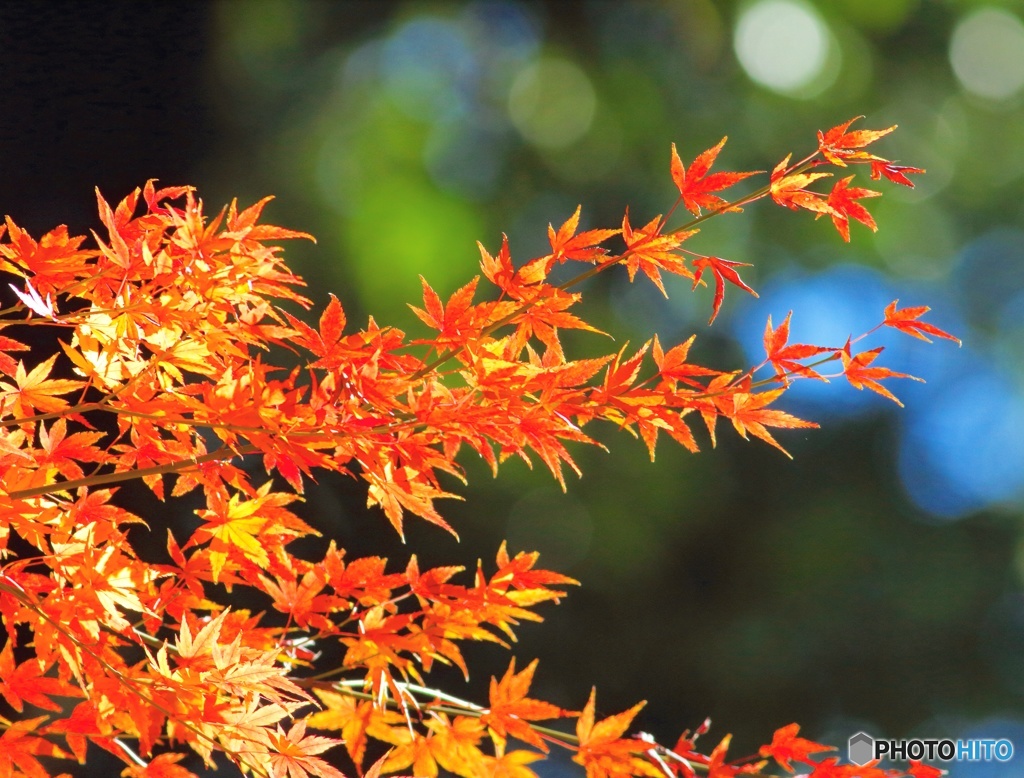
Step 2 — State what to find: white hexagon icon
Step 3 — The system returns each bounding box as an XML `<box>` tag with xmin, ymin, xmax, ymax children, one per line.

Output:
<box><xmin>848</xmin><ymin>732</ymin><xmax>874</xmax><ymax>766</ymax></box>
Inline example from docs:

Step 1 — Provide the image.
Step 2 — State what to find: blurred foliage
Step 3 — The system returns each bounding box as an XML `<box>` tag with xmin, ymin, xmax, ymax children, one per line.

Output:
<box><xmin>4</xmin><ymin>0</ymin><xmax>1024</xmax><ymax>774</ymax></box>
<box><xmin>199</xmin><ymin>0</ymin><xmax>1024</xmax><ymax>769</ymax></box>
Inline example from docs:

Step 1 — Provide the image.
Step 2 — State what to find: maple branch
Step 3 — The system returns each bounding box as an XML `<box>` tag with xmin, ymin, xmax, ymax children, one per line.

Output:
<box><xmin>300</xmin><ymin>678</ymin><xmax>581</xmax><ymax>745</ymax></box>
<box><xmin>668</xmin><ymin>155</ymin><xmax>820</xmax><ymax>236</ymax></box>
<box><xmin>6</xmin><ymin>444</ymin><xmax>258</xmax><ymax>500</ymax></box>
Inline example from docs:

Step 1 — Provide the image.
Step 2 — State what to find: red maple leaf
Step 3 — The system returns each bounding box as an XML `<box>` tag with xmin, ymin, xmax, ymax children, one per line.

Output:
<box><xmin>671</xmin><ymin>138</ymin><xmax>759</xmax><ymax>216</ymax></box>
<box><xmin>907</xmin><ymin>760</ymin><xmax>947</xmax><ymax>778</ymax></box>
<box><xmin>0</xmin><ymin>642</ymin><xmax>81</xmax><ymax>712</ymax></box>
<box><xmin>759</xmin><ymin>723</ymin><xmax>834</xmax><ymax>771</ymax></box>
<box><xmin>620</xmin><ymin>211</ymin><xmax>693</xmax><ymax>295</ymax></box>
<box><xmin>691</xmin><ymin>256</ymin><xmax>758</xmax><ymax>325</ymax></box>
<box><xmin>870</xmin><ymin>160</ymin><xmax>925</xmax><ymax>188</ymax></box>
<box><xmin>817</xmin><ymin>116</ymin><xmax>896</xmax><ymax>166</ymax></box>
<box><xmin>826</xmin><ymin>176</ymin><xmax>881</xmax><ymax>242</ymax></box>
<box><xmin>770</xmin><ymin>155</ymin><xmax>834</xmax><ymax>216</ymax></box>
<box><xmin>882</xmin><ymin>300</ymin><xmax>960</xmax><ymax>345</ymax></box>
<box><xmin>763</xmin><ymin>312</ymin><xmax>834</xmax><ymax>383</ymax></box>
<box><xmin>841</xmin><ymin>343</ymin><xmax>922</xmax><ymax>407</ymax></box>
<box><xmin>546</xmin><ymin>205</ymin><xmax>620</xmax><ymax>264</ymax></box>
<box><xmin>724</xmin><ymin>389</ymin><xmax>819</xmax><ymax>458</ymax></box>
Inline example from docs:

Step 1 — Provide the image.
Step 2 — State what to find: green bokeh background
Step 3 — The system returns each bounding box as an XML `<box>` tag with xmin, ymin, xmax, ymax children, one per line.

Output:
<box><xmin>198</xmin><ymin>1</ymin><xmax>1024</xmax><ymax>771</ymax></box>
<box><xmin>4</xmin><ymin>0</ymin><xmax>1024</xmax><ymax>775</ymax></box>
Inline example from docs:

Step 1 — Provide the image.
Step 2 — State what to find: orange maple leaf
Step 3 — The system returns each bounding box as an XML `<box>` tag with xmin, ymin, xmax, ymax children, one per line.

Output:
<box><xmin>265</xmin><ymin>719</ymin><xmax>345</xmax><ymax>778</ymax></box>
<box><xmin>723</xmin><ymin>389</ymin><xmax>818</xmax><ymax>458</ymax></box>
<box><xmin>0</xmin><ymin>353</ymin><xmax>84</xmax><ymax>417</ymax></box>
<box><xmin>652</xmin><ymin>334</ymin><xmax>723</xmax><ymax>389</ymax></box>
<box><xmin>705</xmin><ymin>734</ymin><xmax>766</xmax><ymax>777</ymax></box>
<box><xmin>882</xmin><ymin>300</ymin><xmax>961</xmax><ymax>345</ymax></box>
<box><xmin>0</xmin><ymin>641</ymin><xmax>81</xmax><ymax>712</ymax></box>
<box><xmin>482</xmin><ymin>659</ymin><xmax>565</xmax><ymax>750</ymax></box>
<box><xmin>870</xmin><ymin>160</ymin><xmax>925</xmax><ymax>188</ymax></box>
<box><xmin>907</xmin><ymin>760</ymin><xmax>947</xmax><ymax>778</ymax></box>
<box><xmin>826</xmin><ymin>176</ymin><xmax>881</xmax><ymax>242</ymax></box>
<box><xmin>840</xmin><ymin>344</ymin><xmax>921</xmax><ymax>407</ymax></box>
<box><xmin>817</xmin><ymin>116</ymin><xmax>896</xmax><ymax>167</ymax></box>
<box><xmin>121</xmin><ymin>751</ymin><xmax>200</xmax><ymax>778</ymax></box>
<box><xmin>691</xmin><ymin>255</ymin><xmax>758</xmax><ymax>325</ymax></box>
<box><xmin>574</xmin><ymin>689</ymin><xmax>662</xmax><ymax>778</ymax></box>
<box><xmin>0</xmin><ymin>715</ymin><xmax>70</xmax><ymax>778</ymax></box>
<box><xmin>546</xmin><ymin>205</ymin><xmax>620</xmax><ymax>264</ymax></box>
<box><xmin>759</xmin><ymin>723</ymin><xmax>835</xmax><ymax>771</ymax></box>
<box><xmin>762</xmin><ymin>312</ymin><xmax>834</xmax><ymax>383</ymax></box>
<box><xmin>670</xmin><ymin>138</ymin><xmax>759</xmax><ymax>216</ymax></box>
<box><xmin>620</xmin><ymin>211</ymin><xmax>694</xmax><ymax>296</ymax></box>
<box><xmin>769</xmin><ymin>155</ymin><xmax>834</xmax><ymax>216</ymax></box>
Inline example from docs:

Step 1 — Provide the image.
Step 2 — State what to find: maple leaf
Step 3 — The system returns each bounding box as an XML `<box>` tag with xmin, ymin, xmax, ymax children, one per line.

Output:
<box><xmin>424</xmin><ymin>713</ymin><xmax>487</xmax><ymax>776</ymax></box>
<box><xmin>574</xmin><ymin>689</ymin><xmax>663</xmax><ymax>778</ymax></box>
<box><xmin>191</xmin><ymin>483</ymin><xmax>314</xmax><ymax>582</ymax></box>
<box><xmin>691</xmin><ymin>256</ymin><xmax>758</xmax><ymax>325</ymax></box>
<box><xmin>724</xmin><ymin>388</ymin><xmax>818</xmax><ymax>458</ymax></box>
<box><xmin>0</xmin><ymin>353</ymin><xmax>85</xmax><ymax>417</ymax></box>
<box><xmin>705</xmin><ymin>734</ymin><xmax>766</xmax><ymax>778</ymax></box>
<box><xmin>260</xmin><ymin>568</ymin><xmax>332</xmax><ymax>631</ymax></box>
<box><xmin>286</xmin><ymin>293</ymin><xmax>346</xmax><ymax>361</ymax></box>
<box><xmin>769</xmin><ymin>155</ymin><xmax>835</xmax><ymax>216</ymax></box>
<box><xmin>826</xmin><ymin>176</ymin><xmax>881</xmax><ymax>242</ymax></box>
<box><xmin>0</xmin><ymin>331</ymin><xmax>30</xmax><ymax>377</ymax></box>
<box><xmin>482</xmin><ymin>658</ymin><xmax>566</xmax><ymax>750</ymax></box>
<box><xmin>121</xmin><ymin>751</ymin><xmax>199</xmax><ymax>778</ymax></box>
<box><xmin>10</xmin><ymin>278</ymin><xmax>58</xmax><ymax>319</ymax></box>
<box><xmin>817</xmin><ymin>116</ymin><xmax>896</xmax><ymax>167</ymax></box>
<box><xmin>759</xmin><ymin>723</ymin><xmax>835</xmax><ymax>771</ymax></box>
<box><xmin>409</xmin><ymin>277</ymin><xmax>482</xmax><ymax>346</ymax></box>
<box><xmin>546</xmin><ymin>205</ymin><xmax>620</xmax><ymax>264</ymax></box>
<box><xmin>492</xmin><ymin>541</ymin><xmax>579</xmax><ymax>595</ymax></box>
<box><xmin>762</xmin><ymin>312</ymin><xmax>834</xmax><ymax>383</ymax></box>
<box><xmin>35</xmin><ymin>417</ymin><xmax>108</xmax><ymax>482</ymax></box>
<box><xmin>882</xmin><ymin>300</ymin><xmax>961</xmax><ymax>345</ymax></box>
<box><xmin>670</xmin><ymin>139</ymin><xmax>759</xmax><ymax>216</ymax></box>
<box><xmin>652</xmin><ymin>335</ymin><xmax>722</xmax><ymax>390</ymax></box>
<box><xmin>479</xmin><ymin>234</ymin><xmax>517</xmax><ymax>294</ymax></box>
<box><xmin>907</xmin><ymin>760</ymin><xmax>946</xmax><ymax>778</ymax></box>
<box><xmin>840</xmin><ymin>344</ymin><xmax>921</xmax><ymax>407</ymax></box>
<box><xmin>479</xmin><ymin>749</ymin><xmax>545</xmax><ymax>778</ymax></box>
<box><xmin>308</xmin><ymin>689</ymin><xmax>375</xmax><ymax>767</ymax></box>
<box><xmin>265</xmin><ymin>719</ymin><xmax>345</xmax><ymax>778</ymax></box>
<box><xmin>0</xmin><ymin>715</ymin><xmax>70</xmax><ymax>778</ymax></box>
<box><xmin>870</xmin><ymin>160</ymin><xmax>925</xmax><ymax>188</ymax></box>
<box><xmin>0</xmin><ymin>641</ymin><xmax>81</xmax><ymax>712</ymax></box>
<box><xmin>0</xmin><ymin>218</ymin><xmax>95</xmax><ymax>294</ymax></box>
<box><xmin>620</xmin><ymin>210</ymin><xmax>694</xmax><ymax>296</ymax></box>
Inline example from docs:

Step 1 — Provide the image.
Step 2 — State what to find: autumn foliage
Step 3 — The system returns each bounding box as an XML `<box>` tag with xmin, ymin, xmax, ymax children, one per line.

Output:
<box><xmin>0</xmin><ymin>118</ymin><xmax>957</xmax><ymax>778</ymax></box>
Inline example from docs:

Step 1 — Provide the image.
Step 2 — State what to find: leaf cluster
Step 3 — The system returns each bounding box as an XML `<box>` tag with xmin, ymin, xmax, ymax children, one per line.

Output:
<box><xmin>0</xmin><ymin>120</ymin><xmax>956</xmax><ymax>777</ymax></box>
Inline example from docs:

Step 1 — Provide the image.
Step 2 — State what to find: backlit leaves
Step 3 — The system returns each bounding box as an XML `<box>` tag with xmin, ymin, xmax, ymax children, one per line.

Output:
<box><xmin>0</xmin><ymin>118</ymin><xmax>953</xmax><ymax>778</ymax></box>
<box><xmin>759</xmin><ymin>723</ymin><xmax>835</xmax><ymax>771</ymax></box>
<box><xmin>670</xmin><ymin>138</ymin><xmax>759</xmax><ymax>216</ymax></box>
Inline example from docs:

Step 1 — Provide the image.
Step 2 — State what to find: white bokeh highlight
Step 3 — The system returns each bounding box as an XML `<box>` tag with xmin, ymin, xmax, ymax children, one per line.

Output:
<box><xmin>508</xmin><ymin>58</ymin><xmax>596</xmax><ymax>149</ymax></box>
<box><xmin>950</xmin><ymin>7</ymin><xmax>1024</xmax><ymax>101</ymax></box>
<box><xmin>734</xmin><ymin>0</ymin><xmax>834</xmax><ymax>96</ymax></box>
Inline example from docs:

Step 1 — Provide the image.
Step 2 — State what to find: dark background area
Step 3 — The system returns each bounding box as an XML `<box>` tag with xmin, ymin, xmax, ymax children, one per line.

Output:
<box><xmin>3</xmin><ymin>1</ymin><xmax>1024</xmax><ymax>776</ymax></box>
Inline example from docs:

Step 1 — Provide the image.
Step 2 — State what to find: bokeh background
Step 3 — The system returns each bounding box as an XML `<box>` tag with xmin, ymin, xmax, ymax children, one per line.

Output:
<box><xmin>3</xmin><ymin>0</ymin><xmax>1024</xmax><ymax>775</ymax></box>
